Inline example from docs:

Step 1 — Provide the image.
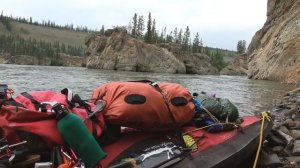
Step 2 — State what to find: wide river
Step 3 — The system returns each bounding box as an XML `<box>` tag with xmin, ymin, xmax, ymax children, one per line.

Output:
<box><xmin>0</xmin><ymin>64</ymin><xmax>297</xmax><ymax>116</ymax></box>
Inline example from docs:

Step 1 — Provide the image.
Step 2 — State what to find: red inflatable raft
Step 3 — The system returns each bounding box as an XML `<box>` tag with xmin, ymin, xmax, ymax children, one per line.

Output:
<box><xmin>100</xmin><ymin>115</ymin><xmax>272</xmax><ymax>168</ymax></box>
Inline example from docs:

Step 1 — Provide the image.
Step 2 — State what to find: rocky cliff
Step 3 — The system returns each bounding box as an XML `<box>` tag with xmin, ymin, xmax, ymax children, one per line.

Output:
<box><xmin>85</xmin><ymin>28</ymin><xmax>218</xmax><ymax>74</ymax></box>
<box><xmin>248</xmin><ymin>0</ymin><xmax>300</xmax><ymax>83</ymax></box>
<box><xmin>220</xmin><ymin>54</ymin><xmax>248</xmax><ymax>76</ymax></box>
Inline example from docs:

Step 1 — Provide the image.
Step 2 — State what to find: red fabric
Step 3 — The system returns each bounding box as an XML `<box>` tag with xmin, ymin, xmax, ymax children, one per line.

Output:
<box><xmin>0</xmin><ymin>90</ymin><xmax>105</xmax><ymax>147</ymax></box>
<box><xmin>14</xmin><ymin>91</ymin><xmax>68</xmax><ymax>111</ymax></box>
<box><xmin>92</xmin><ymin>82</ymin><xmax>195</xmax><ymax>131</ymax></box>
<box><xmin>0</xmin><ymin>105</ymin><xmax>62</xmax><ymax>146</ymax></box>
<box><xmin>100</xmin><ymin>116</ymin><xmax>260</xmax><ymax>167</ymax></box>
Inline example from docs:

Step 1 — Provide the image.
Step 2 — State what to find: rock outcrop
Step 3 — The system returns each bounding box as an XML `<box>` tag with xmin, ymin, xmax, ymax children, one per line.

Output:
<box><xmin>59</xmin><ymin>54</ymin><xmax>85</xmax><ymax>67</ymax></box>
<box><xmin>220</xmin><ymin>54</ymin><xmax>248</xmax><ymax>76</ymax></box>
<box><xmin>85</xmin><ymin>28</ymin><xmax>218</xmax><ymax>74</ymax></box>
<box><xmin>248</xmin><ymin>0</ymin><xmax>300</xmax><ymax>83</ymax></box>
<box><xmin>0</xmin><ymin>54</ymin><xmax>51</xmax><ymax>65</ymax></box>
<box><xmin>158</xmin><ymin>43</ymin><xmax>218</xmax><ymax>75</ymax></box>
<box><xmin>0</xmin><ymin>53</ymin><xmax>85</xmax><ymax>67</ymax></box>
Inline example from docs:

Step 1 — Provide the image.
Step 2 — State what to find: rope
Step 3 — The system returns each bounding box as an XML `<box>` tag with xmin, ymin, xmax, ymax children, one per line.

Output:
<box><xmin>253</xmin><ymin>112</ymin><xmax>272</xmax><ymax>168</ymax></box>
<box><xmin>183</xmin><ymin>122</ymin><xmax>239</xmax><ymax>135</ymax></box>
<box><xmin>200</xmin><ymin>104</ymin><xmax>220</xmax><ymax>123</ymax></box>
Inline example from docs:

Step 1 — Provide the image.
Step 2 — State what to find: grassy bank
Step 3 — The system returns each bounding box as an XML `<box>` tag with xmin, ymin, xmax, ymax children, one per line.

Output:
<box><xmin>0</xmin><ymin>21</ymin><xmax>89</xmax><ymax>46</ymax></box>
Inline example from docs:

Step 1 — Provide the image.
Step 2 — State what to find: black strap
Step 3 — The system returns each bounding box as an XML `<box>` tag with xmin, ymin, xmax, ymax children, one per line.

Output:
<box><xmin>21</xmin><ymin>92</ymin><xmax>42</xmax><ymax>110</ymax></box>
<box><xmin>0</xmin><ymin>98</ymin><xmax>25</xmax><ymax>109</ymax></box>
<box><xmin>127</xmin><ymin>79</ymin><xmax>154</xmax><ymax>83</ymax></box>
<box><xmin>61</xmin><ymin>89</ymin><xmax>99</xmax><ymax>139</ymax></box>
<box><xmin>149</xmin><ymin>83</ymin><xmax>180</xmax><ymax>129</ymax></box>
<box><xmin>147</xmin><ymin>82</ymin><xmax>187</xmax><ymax>148</ymax></box>
<box><xmin>128</xmin><ymin>80</ymin><xmax>183</xmax><ymax>132</ymax></box>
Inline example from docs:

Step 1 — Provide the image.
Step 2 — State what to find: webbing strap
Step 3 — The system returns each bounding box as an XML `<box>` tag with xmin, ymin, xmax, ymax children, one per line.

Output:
<box><xmin>128</xmin><ymin>80</ymin><xmax>179</xmax><ymax>126</ymax></box>
<box><xmin>150</xmin><ymin>82</ymin><xmax>179</xmax><ymax>128</ymax></box>
<box><xmin>128</xmin><ymin>80</ymin><xmax>187</xmax><ymax>147</ymax></box>
<box><xmin>21</xmin><ymin>92</ymin><xmax>41</xmax><ymax>110</ymax></box>
<box><xmin>148</xmin><ymin>82</ymin><xmax>187</xmax><ymax>148</ymax></box>
<box><xmin>61</xmin><ymin>89</ymin><xmax>99</xmax><ymax>139</ymax></box>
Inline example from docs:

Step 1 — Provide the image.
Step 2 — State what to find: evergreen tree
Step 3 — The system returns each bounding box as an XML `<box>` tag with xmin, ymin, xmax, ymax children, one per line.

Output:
<box><xmin>199</xmin><ymin>38</ymin><xmax>203</xmax><ymax>53</ymax></box>
<box><xmin>163</xmin><ymin>27</ymin><xmax>167</xmax><ymax>41</ymax></box>
<box><xmin>237</xmin><ymin>40</ymin><xmax>246</xmax><ymax>54</ymax></box>
<box><xmin>173</xmin><ymin>27</ymin><xmax>178</xmax><ymax>43</ymax></box>
<box><xmin>100</xmin><ymin>25</ymin><xmax>105</xmax><ymax>35</ymax></box>
<box><xmin>137</xmin><ymin>15</ymin><xmax>144</xmax><ymax>38</ymax></box>
<box><xmin>131</xmin><ymin>13</ymin><xmax>138</xmax><ymax>37</ymax></box>
<box><xmin>182</xmin><ymin>26</ymin><xmax>190</xmax><ymax>51</ymax></box>
<box><xmin>0</xmin><ymin>14</ymin><xmax>12</xmax><ymax>31</ymax></box>
<box><xmin>192</xmin><ymin>32</ymin><xmax>200</xmax><ymax>53</ymax></box>
<box><xmin>177</xmin><ymin>28</ymin><xmax>183</xmax><ymax>44</ymax></box>
<box><xmin>61</xmin><ymin>43</ymin><xmax>66</xmax><ymax>53</ymax></box>
<box><xmin>151</xmin><ymin>19</ymin><xmax>157</xmax><ymax>43</ymax></box>
<box><xmin>127</xmin><ymin>21</ymin><xmax>132</xmax><ymax>34</ymax></box>
<box><xmin>145</xmin><ymin>12</ymin><xmax>152</xmax><ymax>43</ymax></box>
<box><xmin>159</xmin><ymin>29</ymin><xmax>164</xmax><ymax>43</ymax></box>
<box><xmin>211</xmin><ymin>49</ymin><xmax>227</xmax><ymax>71</ymax></box>
<box><xmin>166</xmin><ymin>31</ymin><xmax>173</xmax><ymax>43</ymax></box>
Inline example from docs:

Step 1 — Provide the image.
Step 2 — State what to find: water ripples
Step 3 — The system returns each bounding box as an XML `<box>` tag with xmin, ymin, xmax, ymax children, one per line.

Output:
<box><xmin>0</xmin><ymin>64</ymin><xmax>296</xmax><ymax>116</ymax></box>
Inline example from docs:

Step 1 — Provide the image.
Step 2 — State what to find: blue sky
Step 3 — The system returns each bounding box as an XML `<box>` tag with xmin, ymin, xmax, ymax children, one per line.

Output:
<box><xmin>1</xmin><ymin>0</ymin><xmax>267</xmax><ymax>50</ymax></box>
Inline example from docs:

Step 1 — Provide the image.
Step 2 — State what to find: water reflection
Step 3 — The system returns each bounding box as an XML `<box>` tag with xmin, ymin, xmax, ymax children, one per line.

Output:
<box><xmin>0</xmin><ymin>64</ymin><xmax>297</xmax><ymax>116</ymax></box>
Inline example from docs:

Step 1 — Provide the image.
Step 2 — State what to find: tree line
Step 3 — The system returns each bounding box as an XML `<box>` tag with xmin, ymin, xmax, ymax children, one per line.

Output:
<box><xmin>0</xmin><ymin>11</ymin><xmax>244</xmax><ymax>70</ymax></box>
<box><xmin>0</xmin><ymin>11</ymin><xmax>103</xmax><ymax>33</ymax></box>
<box><xmin>127</xmin><ymin>13</ymin><xmax>203</xmax><ymax>53</ymax></box>
<box><xmin>126</xmin><ymin>12</ymin><xmax>237</xmax><ymax>70</ymax></box>
<box><xmin>0</xmin><ymin>35</ymin><xmax>83</xmax><ymax>65</ymax></box>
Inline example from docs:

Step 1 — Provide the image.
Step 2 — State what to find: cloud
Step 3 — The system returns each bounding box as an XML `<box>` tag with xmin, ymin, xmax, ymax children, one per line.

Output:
<box><xmin>1</xmin><ymin>0</ymin><xmax>267</xmax><ymax>50</ymax></box>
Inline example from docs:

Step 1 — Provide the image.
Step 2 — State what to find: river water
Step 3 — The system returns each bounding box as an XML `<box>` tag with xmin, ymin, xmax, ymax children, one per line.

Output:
<box><xmin>0</xmin><ymin>64</ymin><xmax>297</xmax><ymax>116</ymax></box>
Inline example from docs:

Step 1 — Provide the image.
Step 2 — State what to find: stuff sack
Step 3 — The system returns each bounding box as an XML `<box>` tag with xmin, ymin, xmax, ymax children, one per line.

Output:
<box><xmin>91</xmin><ymin>81</ymin><xmax>195</xmax><ymax>131</ymax></box>
<box><xmin>197</xmin><ymin>94</ymin><xmax>239</xmax><ymax>122</ymax></box>
<box><xmin>0</xmin><ymin>90</ymin><xmax>105</xmax><ymax>147</ymax></box>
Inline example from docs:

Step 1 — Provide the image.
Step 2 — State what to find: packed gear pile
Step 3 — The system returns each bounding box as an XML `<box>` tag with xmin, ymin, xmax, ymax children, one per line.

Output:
<box><xmin>91</xmin><ymin>81</ymin><xmax>195</xmax><ymax>131</ymax></box>
<box><xmin>0</xmin><ymin>81</ymin><xmax>241</xmax><ymax>167</ymax></box>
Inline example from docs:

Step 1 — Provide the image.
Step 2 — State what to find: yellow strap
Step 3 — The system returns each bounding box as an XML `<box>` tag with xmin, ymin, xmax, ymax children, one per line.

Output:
<box><xmin>262</xmin><ymin>111</ymin><xmax>272</xmax><ymax>122</ymax></box>
<box><xmin>253</xmin><ymin>112</ymin><xmax>272</xmax><ymax>168</ymax></box>
<box><xmin>183</xmin><ymin>134</ymin><xmax>198</xmax><ymax>152</ymax></box>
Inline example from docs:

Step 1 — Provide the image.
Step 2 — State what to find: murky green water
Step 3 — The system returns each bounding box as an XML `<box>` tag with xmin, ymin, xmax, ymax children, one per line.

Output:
<box><xmin>0</xmin><ymin>64</ymin><xmax>297</xmax><ymax>116</ymax></box>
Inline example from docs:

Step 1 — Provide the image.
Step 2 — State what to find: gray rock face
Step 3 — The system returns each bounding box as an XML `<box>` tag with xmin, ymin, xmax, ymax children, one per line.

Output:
<box><xmin>157</xmin><ymin>43</ymin><xmax>218</xmax><ymax>75</ymax></box>
<box><xmin>0</xmin><ymin>53</ymin><xmax>85</xmax><ymax>67</ymax></box>
<box><xmin>0</xmin><ymin>55</ymin><xmax>51</xmax><ymax>65</ymax></box>
<box><xmin>247</xmin><ymin>0</ymin><xmax>300</xmax><ymax>83</ymax></box>
<box><xmin>220</xmin><ymin>54</ymin><xmax>248</xmax><ymax>76</ymax></box>
<box><xmin>85</xmin><ymin>28</ymin><xmax>218</xmax><ymax>74</ymax></box>
<box><xmin>59</xmin><ymin>54</ymin><xmax>85</xmax><ymax>67</ymax></box>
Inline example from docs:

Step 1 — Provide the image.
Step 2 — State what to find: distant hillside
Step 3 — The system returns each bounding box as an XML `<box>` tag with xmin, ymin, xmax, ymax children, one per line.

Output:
<box><xmin>0</xmin><ymin>14</ymin><xmax>93</xmax><ymax>66</ymax></box>
<box><xmin>0</xmin><ymin>13</ymin><xmax>238</xmax><ymax>69</ymax></box>
<box><xmin>0</xmin><ymin>21</ymin><xmax>88</xmax><ymax>47</ymax></box>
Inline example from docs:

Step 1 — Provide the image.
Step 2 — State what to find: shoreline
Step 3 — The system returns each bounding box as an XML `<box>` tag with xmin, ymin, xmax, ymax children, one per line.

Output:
<box><xmin>259</xmin><ymin>88</ymin><xmax>300</xmax><ymax>167</ymax></box>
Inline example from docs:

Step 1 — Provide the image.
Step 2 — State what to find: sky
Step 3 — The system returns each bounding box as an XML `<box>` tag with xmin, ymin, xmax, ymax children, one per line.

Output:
<box><xmin>1</xmin><ymin>0</ymin><xmax>268</xmax><ymax>50</ymax></box>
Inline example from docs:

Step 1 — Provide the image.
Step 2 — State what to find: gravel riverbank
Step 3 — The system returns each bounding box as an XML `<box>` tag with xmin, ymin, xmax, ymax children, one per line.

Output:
<box><xmin>259</xmin><ymin>88</ymin><xmax>300</xmax><ymax>168</ymax></box>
